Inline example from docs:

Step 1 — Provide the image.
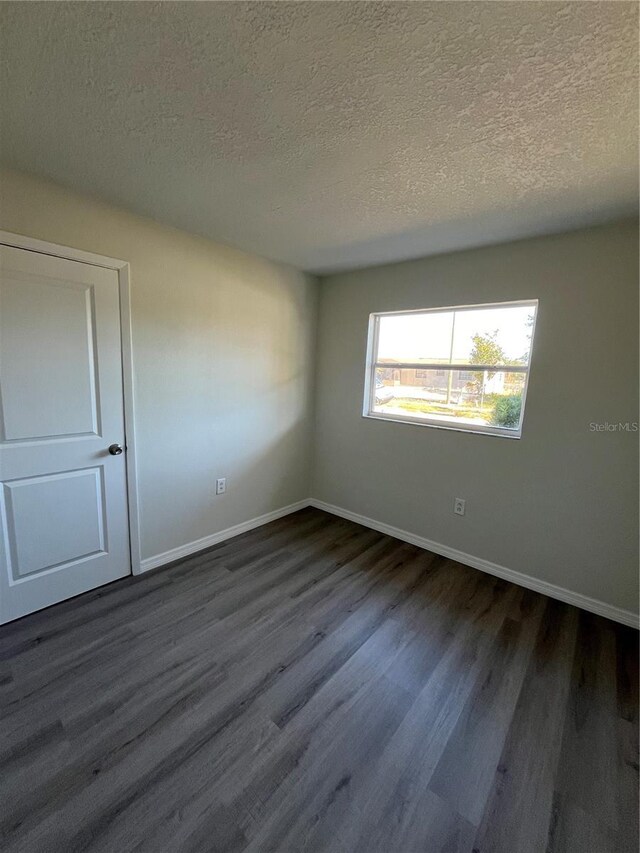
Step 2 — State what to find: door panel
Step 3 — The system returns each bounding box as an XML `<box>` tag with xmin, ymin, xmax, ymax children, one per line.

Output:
<box><xmin>2</xmin><ymin>467</ymin><xmax>106</xmax><ymax>578</ymax></box>
<box><xmin>1</xmin><ymin>272</ymin><xmax>100</xmax><ymax>440</ymax></box>
<box><xmin>0</xmin><ymin>245</ymin><xmax>130</xmax><ymax>623</ymax></box>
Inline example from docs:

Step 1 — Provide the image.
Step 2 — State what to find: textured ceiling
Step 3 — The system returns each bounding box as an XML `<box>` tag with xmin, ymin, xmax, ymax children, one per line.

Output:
<box><xmin>0</xmin><ymin>2</ymin><xmax>638</xmax><ymax>273</ymax></box>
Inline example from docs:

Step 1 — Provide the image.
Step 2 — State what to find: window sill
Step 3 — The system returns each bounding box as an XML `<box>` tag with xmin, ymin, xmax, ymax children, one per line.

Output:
<box><xmin>362</xmin><ymin>411</ymin><xmax>522</xmax><ymax>439</ymax></box>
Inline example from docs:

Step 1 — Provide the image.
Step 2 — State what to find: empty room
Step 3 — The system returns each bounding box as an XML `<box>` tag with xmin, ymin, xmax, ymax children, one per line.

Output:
<box><xmin>0</xmin><ymin>2</ymin><xmax>638</xmax><ymax>852</ymax></box>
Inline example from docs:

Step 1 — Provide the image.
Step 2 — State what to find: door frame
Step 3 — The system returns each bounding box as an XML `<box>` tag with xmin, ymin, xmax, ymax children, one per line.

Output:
<box><xmin>0</xmin><ymin>230</ymin><xmax>142</xmax><ymax>575</ymax></box>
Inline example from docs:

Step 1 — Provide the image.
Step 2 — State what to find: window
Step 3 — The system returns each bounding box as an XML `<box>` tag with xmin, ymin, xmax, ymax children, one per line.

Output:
<box><xmin>364</xmin><ymin>300</ymin><xmax>537</xmax><ymax>438</ymax></box>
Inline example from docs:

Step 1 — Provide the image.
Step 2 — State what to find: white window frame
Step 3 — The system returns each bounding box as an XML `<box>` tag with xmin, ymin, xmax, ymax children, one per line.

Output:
<box><xmin>363</xmin><ymin>299</ymin><xmax>538</xmax><ymax>439</ymax></box>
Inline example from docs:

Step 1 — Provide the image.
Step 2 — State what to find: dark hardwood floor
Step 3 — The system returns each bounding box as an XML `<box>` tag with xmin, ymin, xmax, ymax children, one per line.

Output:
<box><xmin>1</xmin><ymin>508</ymin><xmax>637</xmax><ymax>852</ymax></box>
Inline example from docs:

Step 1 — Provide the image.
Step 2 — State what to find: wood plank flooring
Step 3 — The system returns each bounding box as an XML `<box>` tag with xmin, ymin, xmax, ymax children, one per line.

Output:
<box><xmin>1</xmin><ymin>507</ymin><xmax>637</xmax><ymax>852</ymax></box>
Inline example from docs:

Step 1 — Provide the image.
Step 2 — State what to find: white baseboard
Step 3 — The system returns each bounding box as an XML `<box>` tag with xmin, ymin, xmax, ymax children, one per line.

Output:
<box><xmin>139</xmin><ymin>499</ymin><xmax>311</xmax><ymax>573</ymax></box>
<box><xmin>308</xmin><ymin>499</ymin><xmax>639</xmax><ymax>629</ymax></box>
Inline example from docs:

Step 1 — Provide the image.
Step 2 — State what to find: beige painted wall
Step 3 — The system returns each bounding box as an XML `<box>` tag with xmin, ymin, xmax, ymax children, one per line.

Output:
<box><xmin>313</xmin><ymin>221</ymin><xmax>639</xmax><ymax>614</ymax></box>
<box><xmin>1</xmin><ymin>168</ymin><xmax>317</xmax><ymax>562</ymax></box>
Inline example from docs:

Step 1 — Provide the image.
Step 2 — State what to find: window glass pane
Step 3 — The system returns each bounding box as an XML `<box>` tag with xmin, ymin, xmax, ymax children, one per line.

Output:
<box><xmin>373</xmin><ymin>368</ymin><xmax>526</xmax><ymax>431</ymax></box>
<box><xmin>376</xmin><ymin>303</ymin><xmax>536</xmax><ymax>367</ymax></box>
<box><xmin>451</xmin><ymin>304</ymin><xmax>536</xmax><ymax>366</ymax></box>
<box><xmin>377</xmin><ymin>312</ymin><xmax>454</xmax><ymax>363</ymax></box>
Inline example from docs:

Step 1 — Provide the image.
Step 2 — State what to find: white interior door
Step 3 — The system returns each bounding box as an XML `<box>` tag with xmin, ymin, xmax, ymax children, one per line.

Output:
<box><xmin>0</xmin><ymin>244</ymin><xmax>131</xmax><ymax>624</ymax></box>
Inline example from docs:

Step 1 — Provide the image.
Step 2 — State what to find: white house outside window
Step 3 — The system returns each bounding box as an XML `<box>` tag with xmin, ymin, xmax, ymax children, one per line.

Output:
<box><xmin>364</xmin><ymin>300</ymin><xmax>538</xmax><ymax>438</ymax></box>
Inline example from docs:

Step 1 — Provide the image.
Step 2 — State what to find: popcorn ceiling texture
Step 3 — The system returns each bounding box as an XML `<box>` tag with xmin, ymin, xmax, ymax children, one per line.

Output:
<box><xmin>0</xmin><ymin>1</ymin><xmax>637</xmax><ymax>272</ymax></box>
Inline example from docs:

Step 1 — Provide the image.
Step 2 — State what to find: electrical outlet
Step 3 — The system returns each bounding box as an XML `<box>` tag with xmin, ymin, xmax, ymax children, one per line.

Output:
<box><xmin>216</xmin><ymin>478</ymin><xmax>226</xmax><ymax>495</ymax></box>
<box><xmin>454</xmin><ymin>497</ymin><xmax>465</xmax><ymax>516</ymax></box>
